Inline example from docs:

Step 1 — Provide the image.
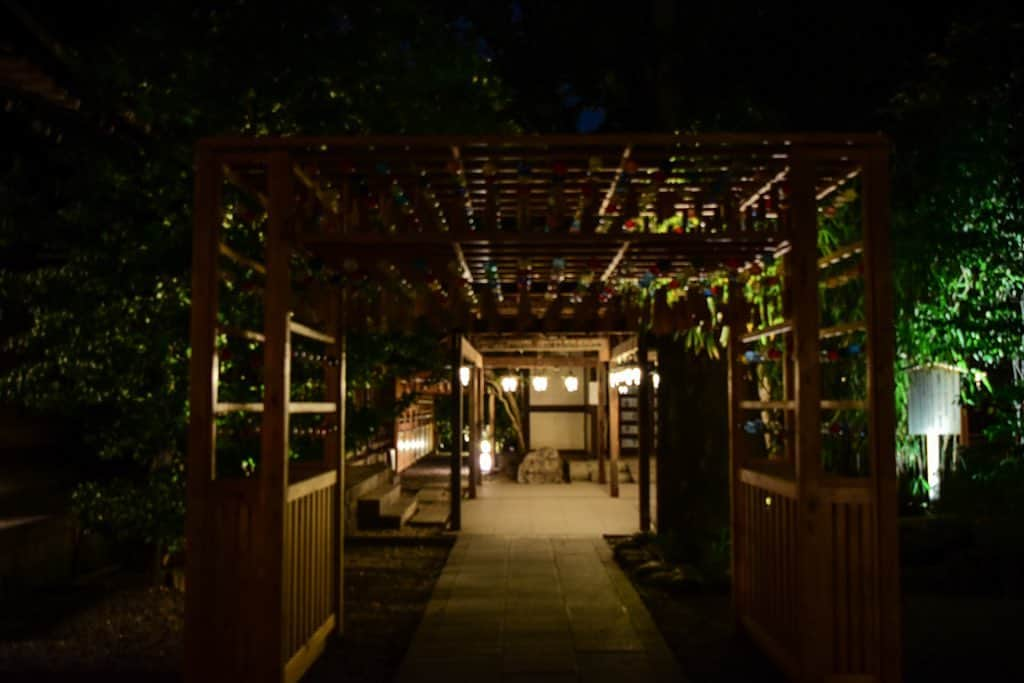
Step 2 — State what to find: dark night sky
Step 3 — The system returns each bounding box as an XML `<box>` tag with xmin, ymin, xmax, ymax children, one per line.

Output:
<box><xmin>5</xmin><ymin>1</ymin><xmax>1008</xmax><ymax>134</ymax></box>
<box><xmin>453</xmin><ymin>1</ymin><xmax>963</xmax><ymax>133</ymax></box>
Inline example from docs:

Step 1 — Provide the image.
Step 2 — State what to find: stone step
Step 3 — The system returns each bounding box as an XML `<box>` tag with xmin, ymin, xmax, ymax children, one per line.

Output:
<box><xmin>374</xmin><ymin>494</ymin><xmax>419</xmax><ymax>530</ymax></box>
<box><xmin>356</xmin><ymin>482</ymin><xmax>402</xmax><ymax>527</ymax></box>
<box><xmin>407</xmin><ymin>501</ymin><xmax>450</xmax><ymax>528</ymax></box>
<box><xmin>346</xmin><ymin>463</ymin><xmax>392</xmax><ymax>500</ymax></box>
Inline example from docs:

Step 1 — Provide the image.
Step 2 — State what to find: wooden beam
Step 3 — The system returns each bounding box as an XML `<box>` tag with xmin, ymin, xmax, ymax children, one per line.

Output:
<box><xmin>453</xmin><ymin>241</ymin><xmax>473</xmax><ymax>283</ymax></box>
<box><xmin>598</xmin><ymin>144</ymin><xmax>633</xmax><ymax>218</ymax></box>
<box><xmin>201</xmin><ymin>133</ymin><xmax>890</xmax><ymax>154</ymax></box>
<box><xmin>482</xmin><ymin>355</ymin><xmax>599</xmax><ymax>368</ymax></box>
<box><xmin>474</xmin><ymin>335</ymin><xmax>609</xmax><ymax>353</ymax></box>
<box><xmin>219</xmin><ymin>241</ymin><xmax>267</xmax><ymax>275</ymax></box>
<box><xmin>288</xmin><ymin>319</ymin><xmax>336</xmax><ymax>345</ymax></box>
<box><xmin>610</xmin><ymin>335</ymin><xmax>639</xmax><ymax>364</ymax></box>
<box><xmin>450</xmin><ymin>145</ymin><xmax>476</xmax><ymax>230</ymax></box>
<box><xmin>460</xmin><ymin>336</ymin><xmax>483</xmax><ymax>367</ymax></box>
<box><xmin>600</xmin><ymin>240</ymin><xmax>631</xmax><ymax>282</ymax></box>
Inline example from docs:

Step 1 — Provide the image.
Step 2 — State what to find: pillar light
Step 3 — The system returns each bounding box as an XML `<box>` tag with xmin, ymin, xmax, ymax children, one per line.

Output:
<box><xmin>564</xmin><ymin>373</ymin><xmax>579</xmax><ymax>393</ymax></box>
<box><xmin>532</xmin><ymin>375</ymin><xmax>549</xmax><ymax>392</ymax></box>
<box><xmin>459</xmin><ymin>365</ymin><xmax>471</xmax><ymax>387</ymax></box>
<box><xmin>500</xmin><ymin>374</ymin><xmax>519</xmax><ymax>393</ymax></box>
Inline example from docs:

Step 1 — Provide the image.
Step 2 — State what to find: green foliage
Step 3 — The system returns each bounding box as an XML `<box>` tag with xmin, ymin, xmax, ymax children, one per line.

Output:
<box><xmin>940</xmin><ymin>440</ymin><xmax>1024</xmax><ymax>520</ymax></box>
<box><xmin>889</xmin><ymin>18</ymin><xmax>1024</xmax><ymax>477</ymax></box>
<box><xmin>890</xmin><ymin>20</ymin><xmax>1023</xmax><ymax>372</ymax></box>
<box><xmin>1</xmin><ymin>2</ymin><xmax>512</xmax><ymax>550</ymax></box>
<box><xmin>71</xmin><ymin>460</ymin><xmax>187</xmax><ymax>553</ymax></box>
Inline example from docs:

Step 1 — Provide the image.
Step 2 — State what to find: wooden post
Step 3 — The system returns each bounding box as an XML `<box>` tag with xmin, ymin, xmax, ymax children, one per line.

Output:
<box><xmin>597</xmin><ymin>340</ymin><xmax>609</xmax><ymax>485</ymax></box>
<box><xmin>637</xmin><ymin>332</ymin><xmax>652</xmax><ymax>532</ymax></box>
<box><xmin>260</xmin><ymin>150</ymin><xmax>293</xmax><ymax>681</ymax></box>
<box><xmin>727</xmin><ymin>281</ymin><xmax>751</xmax><ymax>623</ymax></box>
<box><xmin>468</xmin><ymin>365</ymin><xmax>480</xmax><ymax>498</ymax></box>
<box><xmin>450</xmin><ymin>334</ymin><xmax>463</xmax><ymax>530</ymax></box>
<box><xmin>477</xmin><ymin>365</ymin><xmax>485</xmax><ymax>486</ymax></box>
<box><xmin>609</xmin><ymin>375</ymin><xmax>621</xmax><ymax>498</ymax></box>
<box><xmin>184</xmin><ymin>143</ymin><xmax>221</xmax><ymax>683</ymax></box>
<box><xmin>522</xmin><ymin>372</ymin><xmax>531</xmax><ymax>449</ymax></box>
<box><xmin>330</xmin><ymin>295</ymin><xmax>346</xmax><ymax>635</ymax></box>
<box><xmin>862</xmin><ymin>145</ymin><xmax>902</xmax><ymax>683</ymax></box>
<box><xmin>487</xmin><ymin>386</ymin><xmax>496</xmax><ymax>442</ymax></box>
<box><xmin>789</xmin><ymin>149</ymin><xmax>828</xmax><ymax>680</ymax></box>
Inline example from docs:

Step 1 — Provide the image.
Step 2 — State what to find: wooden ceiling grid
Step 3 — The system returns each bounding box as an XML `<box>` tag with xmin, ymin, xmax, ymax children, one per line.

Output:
<box><xmin>211</xmin><ymin>134</ymin><xmax>875</xmax><ymax>330</ymax></box>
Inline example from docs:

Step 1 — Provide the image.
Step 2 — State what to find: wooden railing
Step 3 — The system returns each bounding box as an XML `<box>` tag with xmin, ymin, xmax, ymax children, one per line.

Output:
<box><xmin>736</xmin><ymin>471</ymin><xmax>799</xmax><ymax>676</ymax></box>
<box><xmin>283</xmin><ymin>470</ymin><xmax>338</xmax><ymax>683</ymax></box>
<box><xmin>826</xmin><ymin>497</ymin><xmax>880</xmax><ymax>676</ymax></box>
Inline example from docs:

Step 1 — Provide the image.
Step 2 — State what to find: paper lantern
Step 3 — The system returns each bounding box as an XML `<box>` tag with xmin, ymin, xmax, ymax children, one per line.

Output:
<box><xmin>908</xmin><ymin>365</ymin><xmax>961</xmax><ymax>436</ymax></box>
<box><xmin>908</xmin><ymin>364</ymin><xmax>963</xmax><ymax>502</ymax></box>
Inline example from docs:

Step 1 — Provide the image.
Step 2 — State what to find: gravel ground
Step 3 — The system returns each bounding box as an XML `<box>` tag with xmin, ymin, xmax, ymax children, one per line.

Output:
<box><xmin>606</xmin><ymin>535</ymin><xmax>784</xmax><ymax>683</ymax></box>
<box><xmin>0</xmin><ymin>539</ymin><xmax>452</xmax><ymax>683</ymax></box>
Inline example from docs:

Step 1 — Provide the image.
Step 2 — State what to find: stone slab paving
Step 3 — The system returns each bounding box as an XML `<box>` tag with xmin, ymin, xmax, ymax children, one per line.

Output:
<box><xmin>395</xmin><ymin>534</ymin><xmax>683</xmax><ymax>682</ymax></box>
<box><xmin>460</xmin><ymin>480</ymin><xmax>639</xmax><ymax>537</ymax></box>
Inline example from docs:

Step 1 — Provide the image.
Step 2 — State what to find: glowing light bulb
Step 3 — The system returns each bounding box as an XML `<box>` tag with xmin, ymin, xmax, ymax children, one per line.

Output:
<box><xmin>652</xmin><ymin>371</ymin><xmax>660</xmax><ymax>389</ymax></box>
<box><xmin>564</xmin><ymin>374</ymin><xmax>579</xmax><ymax>392</ymax></box>
<box><xmin>459</xmin><ymin>366</ymin><xmax>471</xmax><ymax>387</ymax></box>
<box><xmin>479</xmin><ymin>438</ymin><xmax>493</xmax><ymax>474</ymax></box>
<box><xmin>532</xmin><ymin>375</ymin><xmax>549</xmax><ymax>392</ymax></box>
<box><xmin>500</xmin><ymin>375</ymin><xmax>518</xmax><ymax>392</ymax></box>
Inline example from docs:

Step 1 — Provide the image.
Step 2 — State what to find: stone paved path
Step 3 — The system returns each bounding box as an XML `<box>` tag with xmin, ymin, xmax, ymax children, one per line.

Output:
<box><xmin>395</xmin><ymin>534</ymin><xmax>683</xmax><ymax>682</ymax></box>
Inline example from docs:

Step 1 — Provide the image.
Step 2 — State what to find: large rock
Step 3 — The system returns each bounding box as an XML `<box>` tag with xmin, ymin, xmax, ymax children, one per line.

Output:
<box><xmin>517</xmin><ymin>447</ymin><xmax>566</xmax><ymax>484</ymax></box>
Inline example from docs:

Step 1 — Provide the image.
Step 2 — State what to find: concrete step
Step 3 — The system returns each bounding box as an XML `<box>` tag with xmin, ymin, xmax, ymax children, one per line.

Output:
<box><xmin>374</xmin><ymin>495</ymin><xmax>419</xmax><ymax>530</ymax></box>
<box><xmin>346</xmin><ymin>463</ymin><xmax>392</xmax><ymax>500</ymax></box>
<box><xmin>356</xmin><ymin>483</ymin><xmax>402</xmax><ymax>527</ymax></box>
<box><xmin>407</xmin><ymin>502</ymin><xmax>450</xmax><ymax>528</ymax></box>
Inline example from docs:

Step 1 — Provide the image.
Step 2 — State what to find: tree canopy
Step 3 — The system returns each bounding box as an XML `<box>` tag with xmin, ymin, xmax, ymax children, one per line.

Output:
<box><xmin>0</xmin><ymin>2</ymin><xmax>513</xmax><ymax>550</ymax></box>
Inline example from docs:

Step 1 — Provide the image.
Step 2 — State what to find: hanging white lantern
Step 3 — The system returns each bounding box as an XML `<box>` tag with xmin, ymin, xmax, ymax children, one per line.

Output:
<box><xmin>500</xmin><ymin>374</ymin><xmax>519</xmax><ymax>393</ymax></box>
<box><xmin>652</xmin><ymin>371</ymin><xmax>660</xmax><ymax>390</ymax></box>
<box><xmin>459</xmin><ymin>366</ymin><xmax>471</xmax><ymax>387</ymax></box>
<box><xmin>908</xmin><ymin>364</ymin><xmax>963</xmax><ymax>501</ymax></box>
<box><xmin>564</xmin><ymin>373</ymin><xmax>579</xmax><ymax>393</ymax></box>
<box><xmin>531</xmin><ymin>375</ymin><xmax>549</xmax><ymax>392</ymax></box>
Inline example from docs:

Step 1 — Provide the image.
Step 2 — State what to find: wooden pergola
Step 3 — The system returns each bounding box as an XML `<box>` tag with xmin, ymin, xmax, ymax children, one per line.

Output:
<box><xmin>187</xmin><ymin>133</ymin><xmax>900</xmax><ymax>682</ymax></box>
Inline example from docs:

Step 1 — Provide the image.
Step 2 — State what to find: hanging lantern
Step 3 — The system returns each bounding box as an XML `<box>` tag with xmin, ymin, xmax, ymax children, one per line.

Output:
<box><xmin>459</xmin><ymin>366</ymin><xmax>471</xmax><ymax>387</ymax></box>
<box><xmin>564</xmin><ymin>373</ymin><xmax>579</xmax><ymax>393</ymax></box>
<box><xmin>652</xmin><ymin>371</ymin><xmax>660</xmax><ymax>390</ymax></box>
<box><xmin>531</xmin><ymin>375</ymin><xmax>549</xmax><ymax>392</ymax></box>
<box><xmin>500</xmin><ymin>375</ymin><xmax>519</xmax><ymax>393</ymax></box>
<box><xmin>908</xmin><ymin>364</ymin><xmax>963</xmax><ymax>501</ymax></box>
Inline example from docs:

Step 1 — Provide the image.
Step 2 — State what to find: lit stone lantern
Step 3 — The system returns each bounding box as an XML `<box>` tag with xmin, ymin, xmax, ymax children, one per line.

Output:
<box><xmin>908</xmin><ymin>364</ymin><xmax>962</xmax><ymax>501</ymax></box>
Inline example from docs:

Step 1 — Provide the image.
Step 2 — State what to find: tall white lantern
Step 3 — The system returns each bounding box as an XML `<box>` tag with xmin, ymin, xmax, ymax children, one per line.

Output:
<box><xmin>908</xmin><ymin>364</ymin><xmax>962</xmax><ymax>501</ymax></box>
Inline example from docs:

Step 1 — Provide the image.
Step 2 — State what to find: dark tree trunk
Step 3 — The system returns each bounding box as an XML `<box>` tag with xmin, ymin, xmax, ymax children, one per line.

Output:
<box><xmin>655</xmin><ymin>336</ymin><xmax>729</xmax><ymax>566</ymax></box>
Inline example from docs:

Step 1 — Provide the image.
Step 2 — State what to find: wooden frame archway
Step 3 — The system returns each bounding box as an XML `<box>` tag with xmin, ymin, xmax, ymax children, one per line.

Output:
<box><xmin>187</xmin><ymin>134</ymin><xmax>900</xmax><ymax>683</ymax></box>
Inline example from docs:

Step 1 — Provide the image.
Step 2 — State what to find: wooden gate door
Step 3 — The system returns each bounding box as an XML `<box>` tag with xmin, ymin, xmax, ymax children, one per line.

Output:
<box><xmin>728</xmin><ymin>146</ymin><xmax>901</xmax><ymax>682</ymax></box>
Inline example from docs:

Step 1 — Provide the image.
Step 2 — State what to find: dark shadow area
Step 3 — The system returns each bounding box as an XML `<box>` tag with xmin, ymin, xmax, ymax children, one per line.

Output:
<box><xmin>0</xmin><ymin>539</ymin><xmax>452</xmax><ymax>683</ymax></box>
